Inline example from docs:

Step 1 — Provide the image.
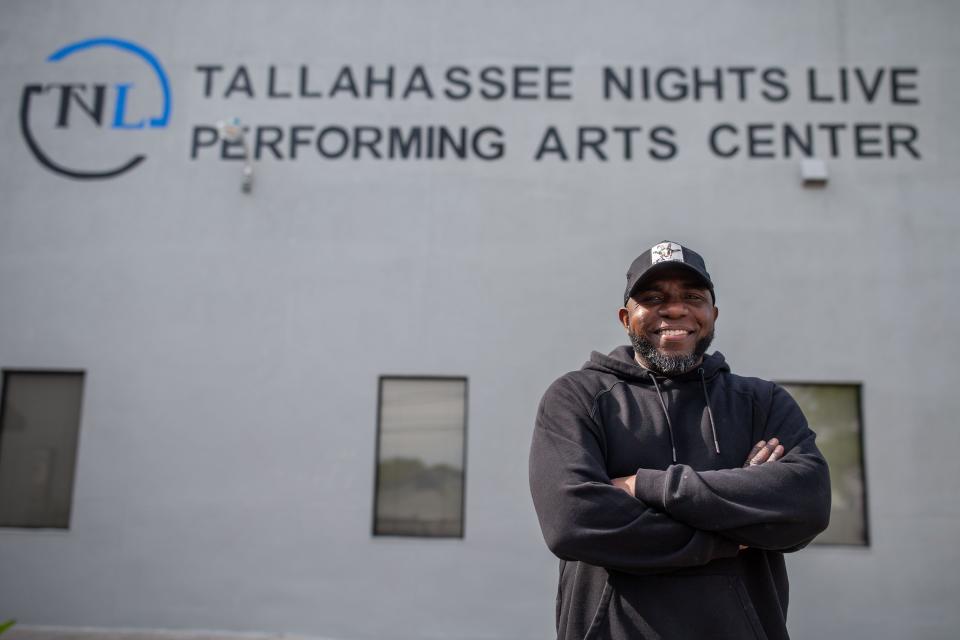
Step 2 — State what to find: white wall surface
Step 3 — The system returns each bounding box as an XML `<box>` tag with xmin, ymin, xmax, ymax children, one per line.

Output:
<box><xmin>1</xmin><ymin>1</ymin><xmax>959</xmax><ymax>639</ymax></box>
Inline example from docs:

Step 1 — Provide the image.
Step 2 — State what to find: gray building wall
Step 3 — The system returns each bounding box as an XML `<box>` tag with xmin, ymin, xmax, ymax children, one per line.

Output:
<box><xmin>1</xmin><ymin>1</ymin><xmax>958</xmax><ymax>638</ymax></box>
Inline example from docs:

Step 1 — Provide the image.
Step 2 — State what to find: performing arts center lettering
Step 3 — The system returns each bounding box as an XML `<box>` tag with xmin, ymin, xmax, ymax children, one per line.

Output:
<box><xmin>189</xmin><ymin>63</ymin><xmax>923</xmax><ymax>163</ymax></box>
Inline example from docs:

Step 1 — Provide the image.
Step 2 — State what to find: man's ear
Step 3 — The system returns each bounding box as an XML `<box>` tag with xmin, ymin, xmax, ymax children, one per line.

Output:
<box><xmin>618</xmin><ymin>306</ymin><xmax>630</xmax><ymax>330</ymax></box>
<box><xmin>713</xmin><ymin>305</ymin><xmax>719</xmax><ymax>322</ymax></box>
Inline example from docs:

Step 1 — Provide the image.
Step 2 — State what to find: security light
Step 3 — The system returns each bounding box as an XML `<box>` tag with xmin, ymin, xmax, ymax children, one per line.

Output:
<box><xmin>801</xmin><ymin>158</ymin><xmax>828</xmax><ymax>187</ymax></box>
<box><xmin>216</xmin><ymin>117</ymin><xmax>253</xmax><ymax>194</ymax></box>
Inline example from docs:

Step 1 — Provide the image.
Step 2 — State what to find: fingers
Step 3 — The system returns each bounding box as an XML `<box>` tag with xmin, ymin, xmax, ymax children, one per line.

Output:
<box><xmin>744</xmin><ymin>441</ymin><xmax>765</xmax><ymax>465</ymax></box>
<box><xmin>744</xmin><ymin>437</ymin><xmax>781</xmax><ymax>467</ymax></box>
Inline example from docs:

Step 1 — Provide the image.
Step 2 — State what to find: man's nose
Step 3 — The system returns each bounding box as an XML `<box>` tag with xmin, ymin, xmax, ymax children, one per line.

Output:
<box><xmin>659</xmin><ymin>299</ymin><xmax>689</xmax><ymax>316</ymax></box>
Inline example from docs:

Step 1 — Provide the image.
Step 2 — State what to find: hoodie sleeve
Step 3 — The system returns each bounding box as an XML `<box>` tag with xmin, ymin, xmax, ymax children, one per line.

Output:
<box><xmin>529</xmin><ymin>377</ymin><xmax>740</xmax><ymax>573</ymax></box>
<box><xmin>632</xmin><ymin>384</ymin><xmax>831</xmax><ymax>551</ymax></box>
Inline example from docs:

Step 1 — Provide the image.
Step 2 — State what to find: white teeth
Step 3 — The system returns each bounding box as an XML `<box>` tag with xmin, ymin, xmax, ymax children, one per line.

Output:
<box><xmin>659</xmin><ymin>329</ymin><xmax>689</xmax><ymax>336</ymax></box>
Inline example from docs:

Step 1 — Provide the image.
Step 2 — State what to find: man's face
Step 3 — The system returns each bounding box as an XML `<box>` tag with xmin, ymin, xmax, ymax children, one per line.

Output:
<box><xmin>618</xmin><ymin>266</ymin><xmax>718</xmax><ymax>375</ymax></box>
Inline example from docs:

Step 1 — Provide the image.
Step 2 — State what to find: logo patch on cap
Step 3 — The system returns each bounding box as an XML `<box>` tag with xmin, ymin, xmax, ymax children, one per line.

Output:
<box><xmin>651</xmin><ymin>242</ymin><xmax>684</xmax><ymax>264</ymax></box>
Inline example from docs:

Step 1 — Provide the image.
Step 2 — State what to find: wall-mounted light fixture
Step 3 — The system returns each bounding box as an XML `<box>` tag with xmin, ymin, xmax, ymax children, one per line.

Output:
<box><xmin>801</xmin><ymin>158</ymin><xmax>828</xmax><ymax>187</ymax></box>
<box><xmin>216</xmin><ymin>117</ymin><xmax>253</xmax><ymax>194</ymax></box>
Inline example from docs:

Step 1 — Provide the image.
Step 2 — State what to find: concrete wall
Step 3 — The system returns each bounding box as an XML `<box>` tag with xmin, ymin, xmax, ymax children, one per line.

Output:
<box><xmin>1</xmin><ymin>1</ymin><xmax>959</xmax><ymax>638</ymax></box>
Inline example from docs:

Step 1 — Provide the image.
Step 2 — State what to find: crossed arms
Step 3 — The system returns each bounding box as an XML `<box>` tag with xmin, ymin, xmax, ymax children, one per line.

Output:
<box><xmin>612</xmin><ymin>439</ymin><xmax>784</xmax><ymax>551</ymax></box>
<box><xmin>528</xmin><ymin>379</ymin><xmax>831</xmax><ymax>574</ymax></box>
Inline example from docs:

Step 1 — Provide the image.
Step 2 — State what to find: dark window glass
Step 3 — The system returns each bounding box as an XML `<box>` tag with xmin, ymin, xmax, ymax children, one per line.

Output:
<box><xmin>373</xmin><ymin>377</ymin><xmax>467</xmax><ymax>538</ymax></box>
<box><xmin>780</xmin><ymin>383</ymin><xmax>868</xmax><ymax>546</ymax></box>
<box><xmin>0</xmin><ymin>371</ymin><xmax>85</xmax><ymax>529</ymax></box>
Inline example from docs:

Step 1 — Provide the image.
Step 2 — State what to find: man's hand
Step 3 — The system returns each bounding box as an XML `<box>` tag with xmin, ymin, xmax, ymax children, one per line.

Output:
<box><xmin>743</xmin><ymin>438</ymin><xmax>784</xmax><ymax>468</ymax></box>
<box><xmin>611</xmin><ymin>474</ymin><xmax>636</xmax><ymax>496</ymax></box>
<box><xmin>739</xmin><ymin>437</ymin><xmax>785</xmax><ymax>551</ymax></box>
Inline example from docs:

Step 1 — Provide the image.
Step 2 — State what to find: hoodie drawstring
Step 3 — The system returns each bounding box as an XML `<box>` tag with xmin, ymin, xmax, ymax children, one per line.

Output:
<box><xmin>699</xmin><ymin>367</ymin><xmax>721</xmax><ymax>455</ymax></box>
<box><xmin>648</xmin><ymin>369</ymin><xmax>721</xmax><ymax>463</ymax></box>
<box><xmin>647</xmin><ymin>372</ymin><xmax>678</xmax><ymax>464</ymax></box>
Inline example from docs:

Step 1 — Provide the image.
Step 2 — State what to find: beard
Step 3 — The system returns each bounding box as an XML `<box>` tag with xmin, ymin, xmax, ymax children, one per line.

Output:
<box><xmin>629</xmin><ymin>328</ymin><xmax>715</xmax><ymax>376</ymax></box>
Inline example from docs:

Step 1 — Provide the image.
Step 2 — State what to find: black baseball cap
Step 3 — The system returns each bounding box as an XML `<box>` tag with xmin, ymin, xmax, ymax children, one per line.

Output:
<box><xmin>624</xmin><ymin>241</ymin><xmax>715</xmax><ymax>304</ymax></box>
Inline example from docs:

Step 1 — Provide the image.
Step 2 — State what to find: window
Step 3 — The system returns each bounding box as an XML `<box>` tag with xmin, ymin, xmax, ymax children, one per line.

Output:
<box><xmin>0</xmin><ymin>370</ymin><xmax>85</xmax><ymax>529</ymax></box>
<box><xmin>373</xmin><ymin>377</ymin><xmax>467</xmax><ymax>538</ymax></box>
<box><xmin>779</xmin><ymin>383</ymin><xmax>868</xmax><ymax>546</ymax></box>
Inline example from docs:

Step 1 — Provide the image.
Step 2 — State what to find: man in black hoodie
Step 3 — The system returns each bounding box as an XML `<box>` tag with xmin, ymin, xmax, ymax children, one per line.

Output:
<box><xmin>529</xmin><ymin>241</ymin><xmax>831</xmax><ymax>640</ymax></box>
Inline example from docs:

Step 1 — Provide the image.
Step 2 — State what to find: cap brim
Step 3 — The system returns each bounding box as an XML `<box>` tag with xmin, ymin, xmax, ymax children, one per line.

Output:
<box><xmin>627</xmin><ymin>261</ymin><xmax>713</xmax><ymax>301</ymax></box>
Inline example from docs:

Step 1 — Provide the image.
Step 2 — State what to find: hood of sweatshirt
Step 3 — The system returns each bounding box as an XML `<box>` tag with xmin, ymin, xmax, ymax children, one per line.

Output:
<box><xmin>582</xmin><ymin>346</ymin><xmax>731</xmax><ymax>463</ymax></box>
<box><xmin>583</xmin><ymin>345</ymin><xmax>731</xmax><ymax>384</ymax></box>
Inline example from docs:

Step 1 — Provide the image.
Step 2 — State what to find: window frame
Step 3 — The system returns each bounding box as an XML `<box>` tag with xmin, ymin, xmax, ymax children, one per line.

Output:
<box><xmin>371</xmin><ymin>374</ymin><xmax>469</xmax><ymax>539</ymax></box>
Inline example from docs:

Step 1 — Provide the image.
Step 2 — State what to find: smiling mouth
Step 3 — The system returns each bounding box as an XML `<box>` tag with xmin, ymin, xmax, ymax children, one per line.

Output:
<box><xmin>654</xmin><ymin>328</ymin><xmax>694</xmax><ymax>337</ymax></box>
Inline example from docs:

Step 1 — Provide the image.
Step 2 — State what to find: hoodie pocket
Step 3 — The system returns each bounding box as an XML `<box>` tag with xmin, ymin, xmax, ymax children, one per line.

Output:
<box><xmin>583</xmin><ymin>580</ymin><xmax>613</xmax><ymax>640</ymax></box>
<box><xmin>594</xmin><ymin>573</ymin><xmax>770</xmax><ymax>640</ymax></box>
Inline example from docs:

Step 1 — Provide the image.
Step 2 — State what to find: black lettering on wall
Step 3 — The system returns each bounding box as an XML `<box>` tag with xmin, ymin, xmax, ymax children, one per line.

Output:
<box><xmin>513</xmin><ymin>66</ymin><xmax>539</xmax><ymax>100</ymax></box>
<box><xmin>389</xmin><ymin>128</ymin><xmax>422</xmax><ymax>158</ymax></box>
<box><xmin>473</xmin><ymin>126</ymin><xmax>505</xmax><ymax>160</ymax></box>
<box><xmin>807</xmin><ymin>68</ymin><xmax>832</xmax><ymax>103</ymax></box>
<box><xmin>317</xmin><ymin>126</ymin><xmax>349</xmax><ymax>158</ymax></box>
<box><xmin>546</xmin><ymin>67</ymin><xmax>573</xmax><ymax>100</ymax></box>
<box><xmin>890</xmin><ymin>68</ymin><xmax>919</xmax><ymax>104</ymax></box>
<box><xmin>761</xmin><ymin>68</ymin><xmax>789</xmax><ymax>102</ymax></box>
<box><xmin>612</xmin><ymin>126</ymin><xmax>642</xmax><ymax>160</ymax></box>
<box><xmin>709</xmin><ymin>124</ymin><xmax>738</xmax><ymax>158</ymax></box>
<box><xmin>290</xmin><ymin>125</ymin><xmax>315</xmax><ymax>159</ymax></box>
<box><xmin>657</xmin><ymin>67</ymin><xmax>688</xmax><ymax>101</ymax></box>
<box><xmin>444</xmin><ymin>67</ymin><xmax>471</xmax><ymax>100</ymax></box>
<box><xmin>479</xmin><ymin>66</ymin><xmax>506</xmax><ymax>100</ymax></box>
<box><xmin>330</xmin><ymin>67</ymin><xmax>360</xmax><ymax>99</ymax></box>
<box><xmin>354</xmin><ymin>126</ymin><xmax>383</xmax><ymax>158</ymax></box>
<box><xmin>603</xmin><ymin>67</ymin><xmax>631</xmax><ymax>100</ymax></box>
<box><xmin>783</xmin><ymin>123</ymin><xmax>813</xmax><ymax>158</ymax></box>
<box><xmin>693</xmin><ymin>67</ymin><xmax>723</xmax><ymax>102</ymax></box>
<box><xmin>817</xmin><ymin>123</ymin><xmax>846</xmax><ymax>157</ymax></box>
<box><xmin>578</xmin><ymin>127</ymin><xmax>608</xmax><ymax>160</ymax></box>
<box><xmin>267</xmin><ymin>66</ymin><xmax>292</xmax><ymax>98</ymax></box>
<box><xmin>190</xmin><ymin>126</ymin><xmax>218</xmax><ymax>158</ymax></box>
<box><xmin>300</xmin><ymin>66</ymin><xmax>323</xmax><ymax>98</ymax></box>
<box><xmin>221</xmin><ymin>132</ymin><xmax>247</xmax><ymax>160</ymax></box>
<box><xmin>854</xmin><ymin>123</ymin><xmax>883</xmax><ymax>158</ymax></box>
<box><xmin>649</xmin><ymin>126</ymin><xmax>677</xmax><ymax>160</ymax></box>
<box><xmin>254</xmin><ymin>126</ymin><xmax>284</xmax><ymax>160</ymax></box>
<box><xmin>365</xmin><ymin>66</ymin><xmax>395</xmax><ymax>99</ymax></box>
<box><xmin>854</xmin><ymin>69</ymin><xmax>884</xmax><ymax>103</ymax></box>
<box><xmin>196</xmin><ymin>65</ymin><xmax>223</xmax><ymax>98</ymax></box>
<box><xmin>727</xmin><ymin>66</ymin><xmax>756</xmax><ymax>101</ymax></box>
<box><xmin>534</xmin><ymin>126</ymin><xmax>567</xmax><ymax>160</ymax></box>
<box><xmin>403</xmin><ymin>66</ymin><xmax>434</xmax><ymax>99</ymax></box>
<box><xmin>888</xmin><ymin>123</ymin><xmax>920</xmax><ymax>158</ymax></box>
<box><xmin>747</xmin><ymin>123</ymin><xmax>775</xmax><ymax>158</ymax></box>
<box><xmin>225</xmin><ymin>66</ymin><xmax>254</xmax><ymax>98</ymax></box>
<box><xmin>438</xmin><ymin>127</ymin><xmax>467</xmax><ymax>159</ymax></box>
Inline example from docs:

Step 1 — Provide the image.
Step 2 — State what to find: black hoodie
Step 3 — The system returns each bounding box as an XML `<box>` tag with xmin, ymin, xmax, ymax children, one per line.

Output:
<box><xmin>529</xmin><ymin>347</ymin><xmax>831</xmax><ymax>640</ymax></box>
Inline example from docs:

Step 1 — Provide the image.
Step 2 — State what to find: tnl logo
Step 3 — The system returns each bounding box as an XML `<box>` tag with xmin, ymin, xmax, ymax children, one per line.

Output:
<box><xmin>20</xmin><ymin>37</ymin><xmax>172</xmax><ymax>180</ymax></box>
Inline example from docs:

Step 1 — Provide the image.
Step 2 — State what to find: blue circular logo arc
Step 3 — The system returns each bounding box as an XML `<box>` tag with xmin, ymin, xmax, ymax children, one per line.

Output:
<box><xmin>47</xmin><ymin>36</ymin><xmax>172</xmax><ymax>127</ymax></box>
